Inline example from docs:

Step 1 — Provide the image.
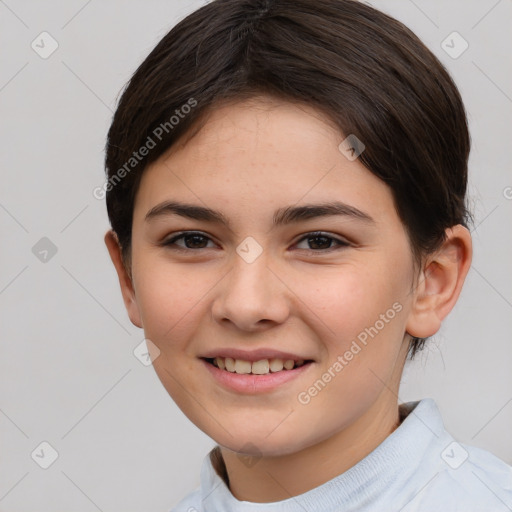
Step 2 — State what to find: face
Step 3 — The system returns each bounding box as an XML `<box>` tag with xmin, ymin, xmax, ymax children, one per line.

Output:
<box><xmin>123</xmin><ymin>96</ymin><xmax>419</xmax><ymax>456</ymax></box>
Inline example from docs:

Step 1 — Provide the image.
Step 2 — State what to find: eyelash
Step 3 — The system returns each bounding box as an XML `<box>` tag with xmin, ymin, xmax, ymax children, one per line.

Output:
<box><xmin>161</xmin><ymin>231</ymin><xmax>350</xmax><ymax>253</ymax></box>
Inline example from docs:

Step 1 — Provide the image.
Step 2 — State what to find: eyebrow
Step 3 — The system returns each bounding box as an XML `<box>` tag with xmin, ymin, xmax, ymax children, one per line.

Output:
<box><xmin>144</xmin><ymin>200</ymin><xmax>375</xmax><ymax>228</ymax></box>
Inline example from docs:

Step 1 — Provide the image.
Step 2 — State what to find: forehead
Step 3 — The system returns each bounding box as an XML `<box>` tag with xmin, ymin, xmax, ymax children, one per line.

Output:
<box><xmin>133</xmin><ymin>97</ymin><xmax>398</xmax><ymax>229</ymax></box>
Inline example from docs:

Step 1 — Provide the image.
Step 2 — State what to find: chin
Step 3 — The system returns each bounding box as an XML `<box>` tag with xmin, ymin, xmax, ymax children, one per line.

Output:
<box><xmin>211</xmin><ymin>424</ymin><xmax>315</xmax><ymax>459</ymax></box>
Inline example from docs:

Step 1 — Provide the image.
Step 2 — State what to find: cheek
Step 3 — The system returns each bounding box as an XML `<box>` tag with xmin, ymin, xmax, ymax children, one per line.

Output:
<box><xmin>295</xmin><ymin>265</ymin><xmax>396</xmax><ymax>340</ymax></box>
<box><xmin>132</xmin><ymin>259</ymin><xmax>211</xmax><ymax>348</ymax></box>
<box><xmin>300</xmin><ymin>262</ymin><xmax>409</xmax><ymax>368</ymax></box>
<box><xmin>293</xmin><ymin>274</ymin><xmax>408</xmax><ymax>435</ymax></box>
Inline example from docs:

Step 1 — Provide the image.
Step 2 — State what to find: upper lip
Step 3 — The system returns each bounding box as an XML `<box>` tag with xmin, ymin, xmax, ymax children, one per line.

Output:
<box><xmin>199</xmin><ymin>348</ymin><xmax>313</xmax><ymax>362</ymax></box>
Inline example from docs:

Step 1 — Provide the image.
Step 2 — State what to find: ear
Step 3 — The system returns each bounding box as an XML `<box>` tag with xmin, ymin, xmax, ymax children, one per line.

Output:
<box><xmin>406</xmin><ymin>225</ymin><xmax>472</xmax><ymax>339</ymax></box>
<box><xmin>104</xmin><ymin>230</ymin><xmax>143</xmax><ymax>329</ymax></box>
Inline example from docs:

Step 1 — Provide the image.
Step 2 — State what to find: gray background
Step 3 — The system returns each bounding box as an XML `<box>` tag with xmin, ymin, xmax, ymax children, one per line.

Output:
<box><xmin>0</xmin><ymin>0</ymin><xmax>511</xmax><ymax>510</ymax></box>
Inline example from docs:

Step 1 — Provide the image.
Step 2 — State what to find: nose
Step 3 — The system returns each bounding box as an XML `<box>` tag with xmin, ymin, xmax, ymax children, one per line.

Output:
<box><xmin>211</xmin><ymin>252</ymin><xmax>290</xmax><ymax>332</ymax></box>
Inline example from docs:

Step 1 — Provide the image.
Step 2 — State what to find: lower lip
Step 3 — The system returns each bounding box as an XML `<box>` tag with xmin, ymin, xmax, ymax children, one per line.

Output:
<box><xmin>201</xmin><ymin>359</ymin><xmax>313</xmax><ymax>394</ymax></box>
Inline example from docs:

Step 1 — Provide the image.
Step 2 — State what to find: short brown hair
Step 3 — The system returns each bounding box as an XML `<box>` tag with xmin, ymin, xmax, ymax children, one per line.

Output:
<box><xmin>104</xmin><ymin>0</ymin><xmax>472</xmax><ymax>358</ymax></box>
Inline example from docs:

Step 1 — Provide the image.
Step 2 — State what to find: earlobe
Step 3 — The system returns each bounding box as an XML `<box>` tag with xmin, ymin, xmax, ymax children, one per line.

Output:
<box><xmin>406</xmin><ymin>225</ymin><xmax>472</xmax><ymax>339</ymax></box>
<box><xmin>104</xmin><ymin>230</ymin><xmax>143</xmax><ymax>329</ymax></box>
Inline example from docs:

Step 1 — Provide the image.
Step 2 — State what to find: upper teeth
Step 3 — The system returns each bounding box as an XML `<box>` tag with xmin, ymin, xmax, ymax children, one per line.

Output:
<box><xmin>213</xmin><ymin>357</ymin><xmax>305</xmax><ymax>375</ymax></box>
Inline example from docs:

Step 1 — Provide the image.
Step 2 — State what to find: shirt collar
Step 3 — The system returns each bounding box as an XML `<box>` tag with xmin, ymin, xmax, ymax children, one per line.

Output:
<box><xmin>199</xmin><ymin>398</ymin><xmax>447</xmax><ymax>512</ymax></box>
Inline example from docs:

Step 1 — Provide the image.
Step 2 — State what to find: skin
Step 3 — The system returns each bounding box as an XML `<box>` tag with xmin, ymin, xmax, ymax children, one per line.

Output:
<box><xmin>105</xmin><ymin>96</ymin><xmax>472</xmax><ymax>503</ymax></box>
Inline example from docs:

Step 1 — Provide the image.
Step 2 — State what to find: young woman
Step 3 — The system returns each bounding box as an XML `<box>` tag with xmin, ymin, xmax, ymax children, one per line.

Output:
<box><xmin>103</xmin><ymin>0</ymin><xmax>512</xmax><ymax>509</ymax></box>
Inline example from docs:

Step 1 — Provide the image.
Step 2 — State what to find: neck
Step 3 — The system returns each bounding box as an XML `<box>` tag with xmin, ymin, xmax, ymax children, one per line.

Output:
<box><xmin>215</xmin><ymin>392</ymin><xmax>402</xmax><ymax>503</ymax></box>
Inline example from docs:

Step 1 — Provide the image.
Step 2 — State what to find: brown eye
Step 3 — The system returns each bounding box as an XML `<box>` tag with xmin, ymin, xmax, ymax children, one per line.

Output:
<box><xmin>295</xmin><ymin>232</ymin><xmax>349</xmax><ymax>252</ymax></box>
<box><xmin>163</xmin><ymin>232</ymin><xmax>215</xmax><ymax>250</ymax></box>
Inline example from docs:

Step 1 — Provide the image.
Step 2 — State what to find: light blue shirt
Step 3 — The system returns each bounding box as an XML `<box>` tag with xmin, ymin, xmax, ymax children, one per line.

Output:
<box><xmin>170</xmin><ymin>398</ymin><xmax>512</xmax><ymax>511</ymax></box>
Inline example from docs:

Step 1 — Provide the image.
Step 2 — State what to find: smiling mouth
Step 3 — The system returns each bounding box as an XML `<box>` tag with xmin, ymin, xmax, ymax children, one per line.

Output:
<box><xmin>203</xmin><ymin>357</ymin><xmax>313</xmax><ymax>375</ymax></box>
